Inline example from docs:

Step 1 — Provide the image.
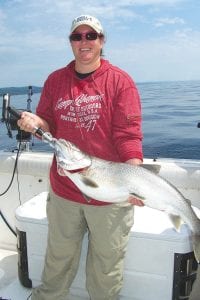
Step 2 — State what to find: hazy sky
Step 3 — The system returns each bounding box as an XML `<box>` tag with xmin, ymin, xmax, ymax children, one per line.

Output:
<box><xmin>0</xmin><ymin>0</ymin><xmax>200</xmax><ymax>87</ymax></box>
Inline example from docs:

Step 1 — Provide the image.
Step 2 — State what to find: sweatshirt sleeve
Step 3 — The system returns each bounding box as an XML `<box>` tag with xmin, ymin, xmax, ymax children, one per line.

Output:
<box><xmin>112</xmin><ymin>79</ymin><xmax>143</xmax><ymax>162</ymax></box>
<box><xmin>36</xmin><ymin>77</ymin><xmax>56</xmax><ymax>136</ymax></box>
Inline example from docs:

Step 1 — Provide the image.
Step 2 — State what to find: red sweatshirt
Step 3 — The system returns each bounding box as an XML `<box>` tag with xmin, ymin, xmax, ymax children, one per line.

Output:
<box><xmin>36</xmin><ymin>59</ymin><xmax>143</xmax><ymax>205</ymax></box>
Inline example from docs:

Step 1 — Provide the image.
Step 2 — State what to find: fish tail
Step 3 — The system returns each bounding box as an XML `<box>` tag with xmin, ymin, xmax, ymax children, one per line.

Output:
<box><xmin>192</xmin><ymin>234</ymin><xmax>200</xmax><ymax>263</ymax></box>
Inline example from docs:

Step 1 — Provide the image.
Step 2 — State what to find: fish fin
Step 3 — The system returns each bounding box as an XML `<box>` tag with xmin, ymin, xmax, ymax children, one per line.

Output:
<box><xmin>80</xmin><ymin>175</ymin><xmax>99</xmax><ymax>188</ymax></box>
<box><xmin>192</xmin><ymin>234</ymin><xmax>200</xmax><ymax>263</ymax></box>
<box><xmin>168</xmin><ymin>214</ymin><xmax>182</xmax><ymax>231</ymax></box>
<box><xmin>129</xmin><ymin>192</ymin><xmax>145</xmax><ymax>201</ymax></box>
<box><xmin>141</xmin><ymin>164</ymin><xmax>161</xmax><ymax>174</ymax></box>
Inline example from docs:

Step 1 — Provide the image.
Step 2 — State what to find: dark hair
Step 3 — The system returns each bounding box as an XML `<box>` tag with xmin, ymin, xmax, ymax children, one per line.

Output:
<box><xmin>100</xmin><ymin>49</ymin><xmax>104</xmax><ymax>56</ymax></box>
<box><xmin>100</xmin><ymin>34</ymin><xmax>105</xmax><ymax>57</ymax></box>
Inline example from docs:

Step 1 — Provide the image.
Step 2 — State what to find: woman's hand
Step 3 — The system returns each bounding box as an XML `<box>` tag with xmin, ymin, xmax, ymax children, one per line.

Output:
<box><xmin>17</xmin><ymin>111</ymin><xmax>49</xmax><ymax>134</ymax></box>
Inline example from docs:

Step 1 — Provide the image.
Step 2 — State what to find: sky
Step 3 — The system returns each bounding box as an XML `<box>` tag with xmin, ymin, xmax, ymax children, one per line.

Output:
<box><xmin>0</xmin><ymin>0</ymin><xmax>200</xmax><ymax>87</ymax></box>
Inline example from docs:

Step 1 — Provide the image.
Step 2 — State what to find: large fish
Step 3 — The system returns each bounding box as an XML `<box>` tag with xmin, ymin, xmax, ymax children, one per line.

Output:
<box><xmin>55</xmin><ymin>139</ymin><xmax>200</xmax><ymax>263</ymax></box>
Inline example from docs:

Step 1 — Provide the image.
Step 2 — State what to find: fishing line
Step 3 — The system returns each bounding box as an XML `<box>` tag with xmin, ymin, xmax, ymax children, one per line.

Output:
<box><xmin>16</xmin><ymin>132</ymin><xmax>23</xmax><ymax>206</ymax></box>
<box><xmin>26</xmin><ymin>292</ymin><xmax>32</xmax><ymax>300</ymax></box>
<box><xmin>0</xmin><ymin>143</ymin><xmax>20</xmax><ymax>197</ymax></box>
<box><xmin>0</xmin><ymin>138</ymin><xmax>22</xmax><ymax>237</ymax></box>
<box><xmin>0</xmin><ymin>210</ymin><xmax>17</xmax><ymax>237</ymax></box>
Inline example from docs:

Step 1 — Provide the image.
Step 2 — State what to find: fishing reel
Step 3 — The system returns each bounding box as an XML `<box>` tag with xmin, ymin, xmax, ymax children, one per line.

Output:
<box><xmin>1</xmin><ymin>86</ymin><xmax>33</xmax><ymax>150</ymax></box>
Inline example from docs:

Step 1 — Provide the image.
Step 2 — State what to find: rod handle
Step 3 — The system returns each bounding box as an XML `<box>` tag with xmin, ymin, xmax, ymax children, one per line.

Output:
<box><xmin>7</xmin><ymin>106</ymin><xmax>22</xmax><ymax>120</ymax></box>
<box><xmin>7</xmin><ymin>106</ymin><xmax>45</xmax><ymax>137</ymax></box>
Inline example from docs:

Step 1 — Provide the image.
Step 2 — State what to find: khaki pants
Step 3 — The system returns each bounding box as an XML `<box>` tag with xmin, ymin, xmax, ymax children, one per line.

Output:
<box><xmin>31</xmin><ymin>189</ymin><xmax>134</xmax><ymax>300</ymax></box>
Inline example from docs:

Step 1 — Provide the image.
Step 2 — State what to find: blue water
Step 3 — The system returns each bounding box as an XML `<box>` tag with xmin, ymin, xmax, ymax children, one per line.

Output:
<box><xmin>1</xmin><ymin>80</ymin><xmax>200</xmax><ymax>159</ymax></box>
<box><xmin>139</xmin><ymin>80</ymin><xmax>200</xmax><ymax>159</ymax></box>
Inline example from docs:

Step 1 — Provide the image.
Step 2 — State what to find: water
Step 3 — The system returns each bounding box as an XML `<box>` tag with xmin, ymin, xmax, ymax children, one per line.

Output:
<box><xmin>139</xmin><ymin>80</ymin><xmax>200</xmax><ymax>159</ymax></box>
<box><xmin>1</xmin><ymin>80</ymin><xmax>200</xmax><ymax>159</ymax></box>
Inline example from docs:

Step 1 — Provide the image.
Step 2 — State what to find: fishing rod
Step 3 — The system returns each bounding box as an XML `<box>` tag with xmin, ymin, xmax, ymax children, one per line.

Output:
<box><xmin>0</xmin><ymin>89</ymin><xmax>34</xmax><ymax>237</ymax></box>
<box><xmin>7</xmin><ymin>106</ymin><xmax>92</xmax><ymax>171</ymax></box>
<box><xmin>27</xmin><ymin>85</ymin><xmax>33</xmax><ymax>112</ymax></box>
<box><xmin>1</xmin><ymin>90</ymin><xmax>32</xmax><ymax>150</ymax></box>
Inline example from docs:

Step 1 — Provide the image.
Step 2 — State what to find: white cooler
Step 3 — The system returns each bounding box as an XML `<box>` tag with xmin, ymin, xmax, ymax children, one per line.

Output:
<box><xmin>15</xmin><ymin>192</ymin><xmax>199</xmax><ymax>300</ymax></box>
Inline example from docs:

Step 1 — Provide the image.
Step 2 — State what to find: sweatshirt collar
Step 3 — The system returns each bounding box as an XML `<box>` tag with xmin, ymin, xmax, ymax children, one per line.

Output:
<box><xmin>67</xmin><ymin>59</ymin><xmax>110</xmax><ymax>81</ymax></box>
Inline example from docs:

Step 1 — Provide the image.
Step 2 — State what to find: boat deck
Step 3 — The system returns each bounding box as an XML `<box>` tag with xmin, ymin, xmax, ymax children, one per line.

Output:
<box><xmin>0</xmin><ymin>249</ymin><xmax>87</xmax><ymax>300</ymax></box>
<box><xmin>0</xmin><ymin>248</ymin><xmax>31</xmax><ymax>300</ymax></box>
<box><xmin>0</xmin><ymin>247</ymin><xmax>199</xmax><ymax>300</ymax></box>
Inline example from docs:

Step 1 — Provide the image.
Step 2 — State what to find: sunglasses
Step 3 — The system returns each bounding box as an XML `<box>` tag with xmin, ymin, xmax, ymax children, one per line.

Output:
<box><xmin>69</xmin><ymin>31</ymin><xmax>102</xmax><ymax>42</ymax></box>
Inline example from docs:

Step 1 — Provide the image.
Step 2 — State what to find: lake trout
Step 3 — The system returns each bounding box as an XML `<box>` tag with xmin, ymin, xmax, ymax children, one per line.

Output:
<box><xmin>55</xmin><ymin>139</ymin><xmax>200</xmax><ymax>263</ymax></box>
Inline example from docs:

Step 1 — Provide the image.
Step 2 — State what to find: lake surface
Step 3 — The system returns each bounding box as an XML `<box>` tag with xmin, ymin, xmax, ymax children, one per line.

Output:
<box><xmin>1</xmin><ymin>80</ymin><xmax>200</xmax><ymax>159</ymax></box>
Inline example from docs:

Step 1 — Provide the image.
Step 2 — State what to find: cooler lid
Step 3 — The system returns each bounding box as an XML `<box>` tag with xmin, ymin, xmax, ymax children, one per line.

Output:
<box><xmin>131</xmin><ymin>206</ymin><xmax>194</xmax><ymax>243</ymax></box>
<box><xmin>15</xmin><ymin>191</ymin><xmax>48</xmax><ymax>225</ymax></box>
